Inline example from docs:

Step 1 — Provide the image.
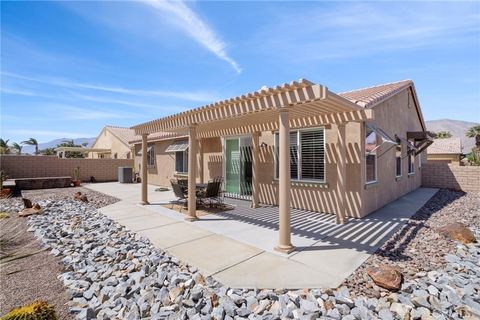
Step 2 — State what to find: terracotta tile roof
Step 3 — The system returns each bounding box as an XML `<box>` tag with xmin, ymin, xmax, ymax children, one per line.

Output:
<box><xmin>339</xmin><ymin>80</ymin><xmax>413</xmax><ymax>108</ymax></box>
<box><xmin>105</xmin><ymin>126</ymin><xmax>138</xmax><ymax>146</ymax></box>
<box><xmin>428</xmin><ymin>138</ymin><xmax>463</xmax><ymax>154</ymax></box>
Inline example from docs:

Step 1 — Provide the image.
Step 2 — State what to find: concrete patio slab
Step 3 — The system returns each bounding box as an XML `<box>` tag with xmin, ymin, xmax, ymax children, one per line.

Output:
<box><xmin>214</xmin><ymin>252</ymin><xmax>335</xmax><ymax>289</ymax></box>
<box><xmin>167</xmin><ymin>234</ymin><xmax>263</xmax><ymax>275</ymax></box>
<box><xmin>118</xmin><ymin>213</ymin><xmax>179</xmax><ymax>232</ymax></box>
<box><xmin>288</xmin><ymin>244</ymin><xmax>371</xmax><ymax>288</ymax></box>
<box><xmin>85</xmin><ymin>183</ymin><xmax>439</xmax><ymax>288</ymax></box>
<box><xmin>137</xmin><ymin>223</ymin><xmax>212</xmax><ymax>248</ymax></box>
<box><xmin>99</xmin><ymin>203</ymin><xmax>159</xmax><ymax>220</ymax></box>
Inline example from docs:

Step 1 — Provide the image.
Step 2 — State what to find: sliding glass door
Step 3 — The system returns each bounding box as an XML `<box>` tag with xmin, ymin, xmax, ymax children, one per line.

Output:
<box><xmin>224</xmin><ymin>136</ymin><xmax>252</xmax><ymax>198</ymax></box>
<box><xmin>225</xmin><ymin>139</ymin><xmax>240</xmax><ymax>194</ymax></box>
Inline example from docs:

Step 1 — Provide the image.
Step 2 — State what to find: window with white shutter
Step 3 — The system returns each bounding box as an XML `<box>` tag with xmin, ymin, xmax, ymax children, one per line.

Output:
<box><xmin>274</xmin><ymin>128</ymin><xmax>325</xmax><ymax>182</ymax></box>
<box><xmin>300</xmin><ymin>130</ymin><xmax>325</xmax><ymax>181</ymax></box>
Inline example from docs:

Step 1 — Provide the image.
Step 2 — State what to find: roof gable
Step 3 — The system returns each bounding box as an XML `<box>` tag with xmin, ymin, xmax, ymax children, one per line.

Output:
<box><xmin>339</xmin><ymin>80</ymin><xmax>426</xmax><ymax>131</ymax></box>
<box><xmin>106</xmin><ymin>126</ymin><xmax>137</xmax><ymax>147</ymax></box>
<box><xmin>338</xmin><ymin>80</ymin><xmax>413</xmax><ymax>108</ymax></box>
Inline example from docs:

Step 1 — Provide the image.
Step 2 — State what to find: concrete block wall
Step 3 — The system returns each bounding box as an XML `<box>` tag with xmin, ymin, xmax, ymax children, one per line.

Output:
<box><xmin>0</xmin><ymin>155</ymin><xmax>133</xmax><ymax>182</ymax></box>
<box><xmin>422</xmin><ymin>163</ymin><xmax>480</xmax><ymax>192</ymax></box>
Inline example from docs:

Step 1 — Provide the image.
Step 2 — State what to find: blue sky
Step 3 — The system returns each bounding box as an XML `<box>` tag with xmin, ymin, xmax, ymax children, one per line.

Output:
<box><xmin>1</xmin><ymin>1</ymin><xmax>479</xmax><ymax>143</ymax></box>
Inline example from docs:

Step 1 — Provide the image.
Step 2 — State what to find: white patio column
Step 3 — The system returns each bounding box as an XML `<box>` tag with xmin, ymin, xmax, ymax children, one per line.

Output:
<box><xmin>251</xmin><ymin>132</ymin><xmax>260</xmax><ymax>208</ymax></box>
<box><xmin>336</xmin><ymin>123</ymin><xmax>347</xmax><ymax>224</ymax></box>
<box><xmin>186</xmin><ymin>125</ymin><xmax>198</xmax><ymax>221</ymax></box>
<box><xmin>275</xmin><ymin>109</ymin><xmax>295</xmax><ymax>254</ymax></box>
<box><xmin>140</xmin><ymin>133</ymin><xmax>149</xmax><ymax>205</ymax></box>
<box><xmin>198</xmin><ymin>139</ymin><xmax>204</xmax><ymax>184</ymax></box>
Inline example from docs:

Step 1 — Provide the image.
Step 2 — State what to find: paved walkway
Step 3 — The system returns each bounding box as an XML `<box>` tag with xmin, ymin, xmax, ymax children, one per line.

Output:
<box><xmin>85</xmin><ymin>182</ymin><xmax>438</xmax><ymax>288</ymax></box>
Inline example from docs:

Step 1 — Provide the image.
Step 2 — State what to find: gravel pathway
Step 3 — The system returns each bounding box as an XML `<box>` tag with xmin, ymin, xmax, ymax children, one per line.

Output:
<box><xmin>343</xmin><ymin>189</ymin><xmax>480</xmax><ymax>298</ymax></box>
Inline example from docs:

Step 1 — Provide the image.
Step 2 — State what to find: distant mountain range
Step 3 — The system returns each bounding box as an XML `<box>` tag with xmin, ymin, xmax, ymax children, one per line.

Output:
<box><xmin>22</xmin><ymin>137</ymin><xmax>96</xmax><ymax>154</ymax></box>
<box><xmin>426</xmin><ymin>119</ymin><xmax>479</xmax><ymax>152</ymax></box>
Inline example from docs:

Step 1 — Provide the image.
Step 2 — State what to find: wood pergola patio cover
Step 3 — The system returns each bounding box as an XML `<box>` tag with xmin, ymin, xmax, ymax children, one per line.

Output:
<box><xmin>132</xmin><ymin>79</ymin><xmax>373</xmax><ymax>138</ymax></box>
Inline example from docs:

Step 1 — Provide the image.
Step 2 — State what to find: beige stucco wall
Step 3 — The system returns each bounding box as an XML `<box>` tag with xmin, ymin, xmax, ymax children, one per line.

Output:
<box><xmin>134</xmin><ymin>125</ymin><xmax>365</xmax><ymax>217</ymax></box>
<box><xmin>89</xmin><ymin>129</ymin><xmax>132</xmax><ymax>159</ymax></box>
<box><xmin>361</xmin><ymin>89</ymin><xmax>425</xmax><ymax>216</ymax></box>
<box><xmin>252</xmin><ymin>124</ymin><xmax>364</xmax><ymax>217</ymax></box>
<box><xmin>134</xmin><ymin>88</ymin><xmax>426</xmax><ymax>218</ymax></box>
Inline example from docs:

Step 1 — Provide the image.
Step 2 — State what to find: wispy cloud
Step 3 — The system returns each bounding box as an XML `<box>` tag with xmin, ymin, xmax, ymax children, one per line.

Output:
<box><xmin>2</xmin><ymin>72</ymin><xmax>219</xmax><ymax>102</ymax></box>
<box><xmin>255</xmin><ymin>2</ymin><xmax>480</xmax><ymax>61</ymax></box>
<box><xmin>0</xmin><ymin>87</ymin><xmax>38</xmax><ymax>96</ymax></box>
<box><xmin>69</xmin><ymin>92</ymin><xmax>186</xmax><ymax>110</ymax></box>
<box><xmin>141</xmin><ymin>0</ymin><xmax>241</xmax><ymax>74</ymax></box>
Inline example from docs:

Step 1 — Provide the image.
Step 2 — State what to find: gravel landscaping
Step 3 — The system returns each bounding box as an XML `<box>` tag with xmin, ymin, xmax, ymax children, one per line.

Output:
<box><xmin>1</xmin><ymin>188</ymin><xmax>478</xmax><ymax>319</ymax></box>
<box><xmin>343</xmin><ymin>190</ymin><xmax>480</xmax><ymax>298</ymax></box>
<box><xmin>0</xmin><ymin>187</ymin><xmax>118</xmax><ymax>318</ymax></box>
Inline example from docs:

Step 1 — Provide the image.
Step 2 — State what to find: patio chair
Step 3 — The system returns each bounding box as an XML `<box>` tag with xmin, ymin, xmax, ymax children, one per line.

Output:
<box><xmin>170</xmin><ymin>179</ymin><xmax>187</xmax><ymax>212</ymax></box>
<box><xmin>198</xmin><ymin>179</ymin><xmax>223</xmax><ymax>208</ymax></box>
<box><xmin>177</xmin><ymin>179</ymin><xmax>188</xmax><ymax>190</ymax></box>
<box><xmin>213</xmin><ymin>176</ymin><xmax>224</xmax><ymax>205</ymax></box>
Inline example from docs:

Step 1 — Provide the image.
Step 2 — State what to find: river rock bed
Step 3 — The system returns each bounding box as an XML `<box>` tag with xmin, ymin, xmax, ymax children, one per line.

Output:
<box><xmin>5</xmin><ymin>193</ymin><xmax>477</xmax><ymax>320</ymax></box>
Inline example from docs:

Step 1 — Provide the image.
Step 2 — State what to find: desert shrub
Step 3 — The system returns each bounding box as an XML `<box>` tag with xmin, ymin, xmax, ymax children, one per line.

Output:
<box><xmin>1</xmin><ymin>301</ymin><xmax>57</xmax><ymax>320</ymax></box>
<box><xmin>0</xmin><ymin>212</ymin><xmax>10</xmax><ymax>219</ymax></box>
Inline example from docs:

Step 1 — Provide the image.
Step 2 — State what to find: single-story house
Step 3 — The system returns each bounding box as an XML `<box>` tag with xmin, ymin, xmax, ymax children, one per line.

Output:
<box><xmin>130</xmin><ymin>79</ymin><xmax>431</xmax><ymax>253</ymax></box>
<box><xmin>427</xmin><ymin>138</ymin><xmax>463</xmax><ymax>165</ymax></box>
<box><xmin>88</xmin><ymin>126</ymin><xmax>137</xmax><ymax>159</ymax></box>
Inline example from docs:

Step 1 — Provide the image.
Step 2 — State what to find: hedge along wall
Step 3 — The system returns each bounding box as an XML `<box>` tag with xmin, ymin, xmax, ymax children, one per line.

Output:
<box><xmin>422</xmin><ymin>163</ymin><xmax>480</xmax><ymax>192</ymax></box>
<box><xmin>0</xmin><ymin>155</ymin><xmax>134</xmax><ymax>182</ymax></box>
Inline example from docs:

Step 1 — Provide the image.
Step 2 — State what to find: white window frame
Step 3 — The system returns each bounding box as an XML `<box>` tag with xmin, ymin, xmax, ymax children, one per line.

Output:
<box><xmin>365</xmin><ymin>153</ymin><xmax>378</xmax><ymax>184</ymax></box>
<box><xmin>274</xmin><ymin>127</ymin><xmax>326</xmax><ymax>183</ymax></box>
<box><xmin>408</xmin><ymin>141</ymin><xmax>415</xmax><ymax>175</ymax></box>
<box><xmin>365</xmin><ymin>124</ymin><xmax>378</xmax><ymax>184</ymax></box>
<box><xmin>175</xmin><ymin>150</ymin><xmax>188</xmax><ymax>174</ymax></box>
<box><xmin>395</xmin><ymin>139</ymin><xmax>402</xmax><ymax>178</ymax></box>
<box><xmin>147</xmin><ymin>145</ymin><xmax>155</xmax><ymax>167</ymax></box>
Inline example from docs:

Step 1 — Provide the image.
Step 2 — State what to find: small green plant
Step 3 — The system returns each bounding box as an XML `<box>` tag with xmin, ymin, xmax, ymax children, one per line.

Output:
<box><xmin>1</xmin><ymin>300</ymin><xmax>57</xmax><ymax>320</ymax></box>
<box><xmin>0</xmin><ymin>212</ymin><xmax>10</xmax><ymax>219</ymax></box>
<box><xmin>466</xmin><ymin>150</ymin><xmax>480</xmax><ymax>166</ymax></box>
<box><xmin>73</xmin><ymin>166</ymin><xmax>80</xmax><ymax>181</ymax></box>
<box><xmin>0</xmin><ymin>170</ymin><xmax>7</xmax><ymax>191</ymax></box>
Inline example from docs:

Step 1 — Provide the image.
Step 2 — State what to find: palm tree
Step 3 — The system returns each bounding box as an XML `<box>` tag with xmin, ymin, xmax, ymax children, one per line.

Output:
<box><xmin>0</xmin><ymin>139</ymin><xmax>10</xmax><ymax>154</ymax></box>
<box><xmin>41</xmin><ymin>147</ymin><xmax>56</xmax><ymax>156</ymax></box>
<box><xmin>10</xmin><ymin>142</ymin><xmax>23</xmax><ymax>155</ymax></box>
<box><xmin>466</xmin><ymin>125</ymin><xmax>480</xmax><ymax>149</ymax></box>
<box><xmin>21</xmin><ymin>138</ymin><xmax>39</xmax><ymax>155</ymax></box>
<box><xmin>434</xmin><ymin>131</ymin><xmax>452</xmax><ymax>139</ymax></box>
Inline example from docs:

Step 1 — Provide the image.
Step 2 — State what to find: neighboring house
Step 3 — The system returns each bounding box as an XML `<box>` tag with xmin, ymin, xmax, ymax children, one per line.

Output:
<box><xmin>89</xmin><ymin>126</ymin><xmax>137</xmax><ymax>159</ymax></box>
<box><xmin>427</xmin><ymin>138</ymin><xmax>463</xmax><ymax>165</ymax></box>
<box><xmin>131</xmin><ymin>79</ymin><xmax>431</xmax><ymax>227</ymax></box>
<box><xmin>129</xmin><ymin>132</ymin><xmax>186</xmax><ymax>182</ymax></box>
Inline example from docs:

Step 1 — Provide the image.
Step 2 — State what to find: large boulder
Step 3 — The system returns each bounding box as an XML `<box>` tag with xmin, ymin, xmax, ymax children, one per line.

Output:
<box><xmin>19</xmin><ymin>207</ymin><xmax>43</xmax><ymax>217</ymax></box>
<box><xmin>22</xmin><ymin>198</ymin><xmax>33</xmax><ymax>208</ymax></box>
<box><xmin>437</xmin><ymin>223</ymin><xmax>476</xmax><ymax>244</ymax></box>
<box><xmin>367</xmin><ymin>266</ymin><xmax>402</xmax><ymax>291</ymax></box>
<box><xmin>19</xmin><ymin>198</ymin><xmax>43</xmax><ymax>217</ymax></box>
